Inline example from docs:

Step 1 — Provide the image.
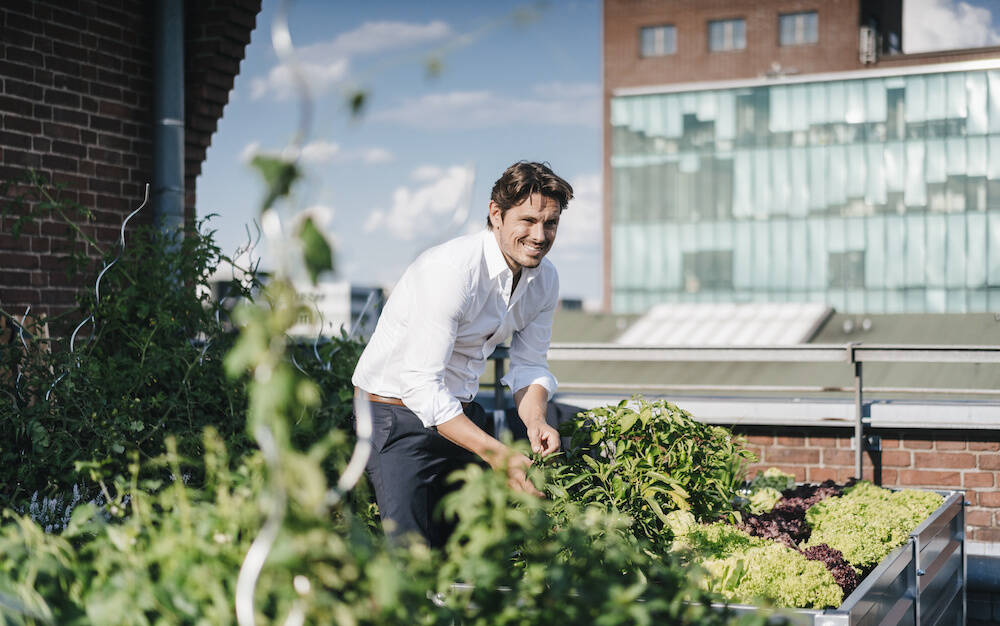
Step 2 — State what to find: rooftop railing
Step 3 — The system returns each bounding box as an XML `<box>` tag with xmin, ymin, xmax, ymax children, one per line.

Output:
<box><xmin>489</xmin><ymin>343</ymin><xmax>1000</xmax><ymax>480</ymax></box>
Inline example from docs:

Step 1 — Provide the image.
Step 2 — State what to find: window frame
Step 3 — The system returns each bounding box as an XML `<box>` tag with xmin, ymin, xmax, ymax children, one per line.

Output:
<box><xmin>708</xmin><ymin>17</ymin><xmax>747</xmax><ymax>53</ymax></box>
<box><xmin>639</xmin><ymin>24</ymin><xmax>677</xmax><ymax>58</ymax></box>
<box><xmin>778</xmin><ymin>11</ymin><xmax>819</xmax><ymax>47</ymax></box>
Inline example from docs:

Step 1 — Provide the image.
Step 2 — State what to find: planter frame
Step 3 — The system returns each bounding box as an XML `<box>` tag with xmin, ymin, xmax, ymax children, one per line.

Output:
<box><xmin>719</xmin><ymin>490</ymin><xmax>966</xmax><ymax>626</ymax></box>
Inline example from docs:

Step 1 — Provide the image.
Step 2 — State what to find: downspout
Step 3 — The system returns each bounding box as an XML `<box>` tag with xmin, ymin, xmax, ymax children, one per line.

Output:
<box><xmin>152</xmin><ymin>0</ymin><xmax>185</xmax><ymax>239</ymax></box>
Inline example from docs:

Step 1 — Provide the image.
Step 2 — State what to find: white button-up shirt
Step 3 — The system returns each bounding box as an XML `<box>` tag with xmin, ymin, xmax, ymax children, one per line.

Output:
<box><xmin>352</xmin><ymin>228</ymin><xmax>559</xmax><ymax>428</ymax></box>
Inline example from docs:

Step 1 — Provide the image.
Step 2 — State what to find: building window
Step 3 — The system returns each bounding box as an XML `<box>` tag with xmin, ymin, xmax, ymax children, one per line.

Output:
<box><xmin>829</xmin><ymin>251</ymin><xmax>865</xmax><ymax>289</ymax></box>
<box><xmin>682</xmin><ymin>250</ymin><xmax>734</xmax><ymax>292</ymax></box>
<box><xmin>779</xmin><ymin>11</ymin><xmax>818</xmax><ymax>46</ymax></box>
<box><xmin>708</xmin><ymin>18</ymin><xmax>746</xmax><ymax>52</ymax></box>
<box><xmin>640</xmin><ymin>25</ymin><xmax>676</xmax><ymax>57</ymax></box>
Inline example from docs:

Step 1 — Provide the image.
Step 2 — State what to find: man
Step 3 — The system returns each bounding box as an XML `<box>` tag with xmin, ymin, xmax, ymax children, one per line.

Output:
<box><xmin>352</xmin><ymin>161</ymin><xmax>573</xmax><ymax>547</ymax></box>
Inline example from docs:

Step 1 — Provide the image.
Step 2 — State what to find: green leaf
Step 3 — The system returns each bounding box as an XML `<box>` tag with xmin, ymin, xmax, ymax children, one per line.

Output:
<box><xmin>620</xmin><ymin>411</ymin><xmax>638</xmax><ymax>433</ymax></box>
<box><xmin>250</xmin><ymin>154</ymin><xmax>300</xmax><ymax>212</ymax></box>
<box><xmin>348</xmin><ymin>89</ymin><xmax>369</xmax><ymax>117</ymax></box>
<box><xmin>643</xmin><ymin>495</ymin><xmax>670</xmax><ymax>524</ymax></box>
<box><xmin>298</xmin><ymin>216</ymin><xmax>334</xmax><ymax>285</ymax></box>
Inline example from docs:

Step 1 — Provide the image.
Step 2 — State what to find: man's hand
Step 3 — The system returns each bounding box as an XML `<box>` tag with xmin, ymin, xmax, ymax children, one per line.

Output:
<box><xmin>525</xmin><ymin>420</ymin><xmax>560</xmax><ymax>456</ymax></box>
<box><xmin>435</xmin><ymin>413</ymin><xmax>543</xmax><ymax>497</ymax></box>
<box><xmin>514</xmin><ymin>384</ymin><xmax>561</xmax><ymax>457</ymax></box>
<box><xmin>493</xmin><ymin>450</ymin><xmax>543</xmax><ymax>497</ymax></box>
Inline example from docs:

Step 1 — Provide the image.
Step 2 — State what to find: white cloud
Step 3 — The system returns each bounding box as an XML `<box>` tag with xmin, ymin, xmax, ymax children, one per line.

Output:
<box><xmin>300</xmin><ymin>140</ymin><xmax>341</xmax><ymax>164</ymax></box>
<box><xmin>301</xmin><ymin>20</ymin><xmax>451</xmax><ymax>59</ymax></box>
<box><xmin>250</xmin><ymin>59</ymin><xmax>349</xmax><ymax>101</ymax></box>
<box><xmin>904</xmin><ymin>0</ymin><xmax>1000</xmax><ymax>53</ymax></box>
<box><xmin>240</xmin><ymin>141</ymin><xmax>262</xmax><ymax>163</ymax></box>
<box><xmin>300</xmin><ymin>203</ymin><xmax>335</xmax><ymax>228</ymax></box>
<box><xmin>370</xmin><ymin>82</ymin><xmax>601</xmax><ymax>129</ymax></box>
<box><xmin>363</xmin><ymin>165</ymin><xmax>475</xmax><ymax>240</ymax></box>
<box><xmin>240</xmin><ymin>140</ymin><xmax>393</xmax><ymax>167</ymax></box>
<box><xmin>554</xmin><ymin>172</ymin><xmax>602</xmax><ymax>250</ymax></box>
<box><xmin>546</xmin><ymin>172</ymin><xmax>603</xmax><ymax>301</ymax></box>
<box><xmin>360</xmin><ymin>147</ymin><xmax>394</xmax><ymax>164</ymax></box>
<box><xmin>249</xmin><ymin>21</ymin><xmax>451</xmax><ymax>100</ymax></box>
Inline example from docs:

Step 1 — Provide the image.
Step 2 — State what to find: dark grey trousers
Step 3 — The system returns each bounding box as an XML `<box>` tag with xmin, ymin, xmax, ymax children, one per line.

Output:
<box><xmin>363</xmin><ymin>400</ymin><xmax>491</xmax><ymax>548</ymax></box>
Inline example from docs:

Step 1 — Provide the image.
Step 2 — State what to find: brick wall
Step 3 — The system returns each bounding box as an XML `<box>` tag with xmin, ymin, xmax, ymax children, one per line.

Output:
<box><xmin>734</xmin><ymin>425</ymin><xmax>1000</xmax><ymax>543</ymax></box>
<box><xmin>0</xmin><ymin>0</ymin><xmax>258</xmax><ymax>328</ymax></box>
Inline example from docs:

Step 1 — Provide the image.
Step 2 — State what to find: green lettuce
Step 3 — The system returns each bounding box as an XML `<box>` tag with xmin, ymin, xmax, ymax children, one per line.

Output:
<box><xmin>804</xmin><ymin>481</ymin><xmax>943</xmax><ymax>569</ymax></box>
<box><xmin>673</xmin><ymin>522</ymin><xmax>842</xmax><ymax>609</ymax></box>
<box><xmin>750</xmin><ymin>467</ymin><xmax>795</xmax><ymax>493</ymax></box>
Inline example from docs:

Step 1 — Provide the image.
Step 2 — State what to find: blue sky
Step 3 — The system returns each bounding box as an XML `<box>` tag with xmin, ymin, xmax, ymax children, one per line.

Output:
<box><xmin>197</xmin><ymin>0</ymin><xmax>1000</xmax><ymax>306</ymax></box>
<box><xmin>197</xmin><ymin>0</ymin><xmax>604</xmax><ymax>303</ymax></box>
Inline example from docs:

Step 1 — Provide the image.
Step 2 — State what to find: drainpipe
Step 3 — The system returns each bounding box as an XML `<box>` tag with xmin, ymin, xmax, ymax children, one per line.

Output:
<box><xmin>152</xmin><ymin>0</ymin><xmax>185</xmax><ymax>238</ymax></box>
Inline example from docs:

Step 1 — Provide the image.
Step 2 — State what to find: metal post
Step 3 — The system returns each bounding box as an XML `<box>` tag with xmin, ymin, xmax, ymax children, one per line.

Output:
<box><xmin>854</xmin><ymin>355</ymin><xmax>864</xmax><ymax>480</ymax></box>
<box><xmin>153</xmin><ymin>0</ymin><xmax>185</xmax><ymax>241</ymax></box>
<box><xmin>493</xmin><ymin>349</ymin><xmax>507</xmax><ymax>437</ymax></box>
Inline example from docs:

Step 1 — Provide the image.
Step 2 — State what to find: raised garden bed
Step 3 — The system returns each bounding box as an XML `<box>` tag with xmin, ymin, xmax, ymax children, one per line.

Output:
<box><xmin>686</xmin><ymin>474</ymin><xmax>966</xmax><ymax>625</ymax></box>
<box><xmin>551</xmin><ymin>399</ymin><xmax>965</xmax><ymax>624</ymax></box>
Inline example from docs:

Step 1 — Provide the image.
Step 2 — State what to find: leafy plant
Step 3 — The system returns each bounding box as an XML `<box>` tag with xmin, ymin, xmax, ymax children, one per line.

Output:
<box><xmin>437</xmin><ymin>461</ymin><xmax>761</xmax><ymax>626</ymax></box>
<box><xmin>749</xmin><ymin>468</ymin><xmax>795</xmax><ymax>493</ymax></box>
<box><xmin>551</xmin><ymin>397</ymin><xmax>756</xmax><ymax>546</ymax></box>
<box><xmin>803</xmin><ymin>481</ymin><xmax>943</xmax><ymax>569</ymax></box>
<box><xmin>671</xmin><ymin>522</ymin><xmax>843</xmax><ymax>610</ymax></box>
<box><xmin>0</xmin><ymin>430</ymin><xmax>448</xmax><ymax>625</ymax></box>
<box><xmin>745</xmin><ymin>487</ymin><xmax>782</xmax><ymax>516</ymax></box>
<box><xmin>0</xmin><ymin>214</ymin><xmax>254</xmax><ymax>506</ymax></box>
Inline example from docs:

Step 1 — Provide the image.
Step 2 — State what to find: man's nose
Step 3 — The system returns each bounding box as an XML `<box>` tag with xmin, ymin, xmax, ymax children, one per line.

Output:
<box><xmin>529</xmin><ymin>222</ymin><xmax>546</xmax><ymax>241</ymax></box>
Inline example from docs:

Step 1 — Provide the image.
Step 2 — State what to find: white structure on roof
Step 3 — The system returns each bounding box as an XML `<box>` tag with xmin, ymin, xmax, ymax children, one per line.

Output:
<box><xmin>615</xmin><ymin>302</ymin><xmax>833</xmax><ymax>346</ymax></box>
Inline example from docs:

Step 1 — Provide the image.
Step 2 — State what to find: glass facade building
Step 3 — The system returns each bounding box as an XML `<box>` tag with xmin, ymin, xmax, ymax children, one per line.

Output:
<box><xmin>610</xmin><ymin>60</ymin><xmax>1000</xmax><ymax>313</ymax></box>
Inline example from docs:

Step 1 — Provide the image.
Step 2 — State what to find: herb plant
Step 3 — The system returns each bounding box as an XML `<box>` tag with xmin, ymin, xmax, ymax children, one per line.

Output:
<box><xmin>552</xmin><ymin>397</ymin><xmax>756</xmax><ymax>546</ymax></box>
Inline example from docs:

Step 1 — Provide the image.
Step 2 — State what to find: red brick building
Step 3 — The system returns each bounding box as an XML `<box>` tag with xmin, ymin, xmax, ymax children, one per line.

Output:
<box><xmin>0</xmin><ymin>0</ymin><xmax>261</xmax><ymax>324</ymax></box>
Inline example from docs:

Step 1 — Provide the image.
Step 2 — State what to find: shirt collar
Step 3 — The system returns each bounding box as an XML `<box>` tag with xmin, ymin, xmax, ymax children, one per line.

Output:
<box><xmin>483</xmin><ymin>228</ymin><xmax>510</xmax><ymax>280</ymax></box>
<box><xmin>482</xmin><ymin>229</ymin><xmax>540</xmax><ymax>305</ymax></box>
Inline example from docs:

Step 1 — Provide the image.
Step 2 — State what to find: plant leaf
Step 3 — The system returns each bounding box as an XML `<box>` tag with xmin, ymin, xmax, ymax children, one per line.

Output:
<box><xmin>298</xmin><ymin>216</ymin><xmax>334</xmax><ymax>285</ymax></box>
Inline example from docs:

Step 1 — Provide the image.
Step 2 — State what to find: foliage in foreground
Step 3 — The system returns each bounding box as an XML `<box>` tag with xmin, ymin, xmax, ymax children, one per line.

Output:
<box><xmin>0</xmin><ymin>429</ymin><xmax>445</xmax><ymax>626</ymax></box>
<box><xmin>0</xmin><ymin>429</ymin><xmax>773</xmax><ymax>625</ymax></box>
<box><xmin>551</xmin><ymin>398</ymin><xmax>755</xmax><ymax>547</ymax></box>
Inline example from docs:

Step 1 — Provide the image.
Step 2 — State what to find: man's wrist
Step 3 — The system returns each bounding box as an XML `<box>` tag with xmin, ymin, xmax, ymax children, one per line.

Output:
<box><xmin>520</xmin><ymin>414</ymin><xmax>547</xmax><ymax>427</ymax></box>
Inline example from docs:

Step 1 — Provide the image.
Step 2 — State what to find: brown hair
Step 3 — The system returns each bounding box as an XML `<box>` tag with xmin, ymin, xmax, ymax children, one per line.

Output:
<box><xmin>487</xmin><ymin>161</ymin><xmax>573</xmax><ymax>228</ymax></box>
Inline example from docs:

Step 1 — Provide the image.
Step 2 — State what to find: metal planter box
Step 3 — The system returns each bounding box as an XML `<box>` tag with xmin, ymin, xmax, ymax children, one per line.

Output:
<box><xmin>719</xmin><ymin>491</ymin><xmax>965</xmax><ymax>626</ymax></box>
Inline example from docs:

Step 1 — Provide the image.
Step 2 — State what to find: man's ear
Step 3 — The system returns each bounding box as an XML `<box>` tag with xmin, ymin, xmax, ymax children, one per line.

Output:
<box><xmin>488</xmin><ymin>201</ymin><xmax>502</xmax><ymax>229</ymax></box>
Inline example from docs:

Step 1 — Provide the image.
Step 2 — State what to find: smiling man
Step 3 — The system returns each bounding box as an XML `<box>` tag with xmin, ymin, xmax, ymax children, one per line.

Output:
<box><xmin>352</xmin><ymin>161</ymin><xmax>573</xmax><ymax>547</ymax></box>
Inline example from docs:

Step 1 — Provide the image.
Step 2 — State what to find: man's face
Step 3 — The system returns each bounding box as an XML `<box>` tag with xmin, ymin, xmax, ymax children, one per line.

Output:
<box><xmin>489</xmin><ymin>193</ymin><xmax>561</xmax><ymax>274</ymax></box>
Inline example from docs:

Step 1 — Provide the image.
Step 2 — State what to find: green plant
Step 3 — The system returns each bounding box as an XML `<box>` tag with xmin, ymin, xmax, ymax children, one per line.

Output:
<box><xmin>437</xmin><ymin>461</ymin><xmax>760</xmax><ymax>626</ymax></box>
<box><xmin>803</xmin><ymin>481</ymin><xmax>943</xmax><ymax>569</ymax></box>
<box><xmin>746</xmin><ymin>487</ymin><xmax>782</xmax><ymax>515</ymax></box>
<box><xmin>551</xmin><ymin>397</ymin><xmax>756</xmax><ymax>546</ymax></box>
<box><xmin>0</xmin><ymin>430</ymin><xmax>450</xmax><ymax>625</ymax></box>
<box><xmin>749</xmin><ymin>468</ymin><xmax>795</xmax><ymax>493</ymax></box>
<box><xmin>0</xmin><ymin>211</ymin><xmax>254</xmax><ymax>506</ymax></box>
<box><xmin>671</xmin><ymin>522</ymin><xmax>842</xmax><ymax>610</ymax></box>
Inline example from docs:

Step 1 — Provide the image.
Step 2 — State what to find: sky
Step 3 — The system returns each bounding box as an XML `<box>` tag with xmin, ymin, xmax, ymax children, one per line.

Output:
<box><xmin>197</xmin><ymin>0</ymin><xmax>1000</xmax><ymax>307</ymax></box>
<box><xmin>197</xmin><ymin>0</ymin><xmax>603</xmax><ymax>304</ymax></box>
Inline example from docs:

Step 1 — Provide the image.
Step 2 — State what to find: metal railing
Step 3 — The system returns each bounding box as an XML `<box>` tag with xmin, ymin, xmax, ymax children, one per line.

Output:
<box><xmin>488</xmin><ymin>343</ymin><xmax>1000</xmax><ymax>480</ymax></box>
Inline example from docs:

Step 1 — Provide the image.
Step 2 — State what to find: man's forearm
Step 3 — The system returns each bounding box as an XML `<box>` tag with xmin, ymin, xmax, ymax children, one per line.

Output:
<box><xmin>435</xmin><ymin>414</ymin><xmax>507</xmax><ymax>466</ymax></box>
<box><xmin>513</xmin><ymin>384</ymin><xmax>549</xmax><ymax>426</ymax></box>
<box><xmin>513</xmin><ymin>383</ymin><xmax>560</xmax><ymax>455</ymax></box>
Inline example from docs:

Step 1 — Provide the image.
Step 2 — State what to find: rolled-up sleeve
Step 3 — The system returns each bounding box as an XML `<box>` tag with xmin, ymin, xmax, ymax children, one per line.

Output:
<box><xmin>397</xmin><ymin>261</ymin><xmax>469</xmax><ymax>428</ymax></box>
<box><xmin>501</xmin><ymin>279</ymin><xmax>558</xmax><ymax>400</ymax></box>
